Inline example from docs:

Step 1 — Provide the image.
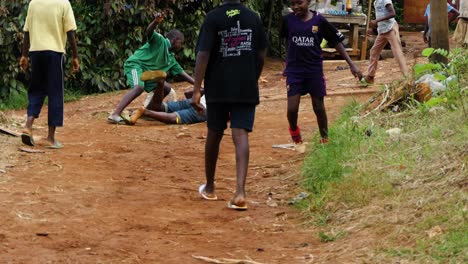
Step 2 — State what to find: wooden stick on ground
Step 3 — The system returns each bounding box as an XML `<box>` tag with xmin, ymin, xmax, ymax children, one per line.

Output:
<box><xmin>0</xmin><ymin>126</ymin><xmax>20</xmax><ymax>137</ymax></box>
<box><xmin>192</xmin><ymin>255</ymin><xmax>266</xmax><ymax>264</ymax></box>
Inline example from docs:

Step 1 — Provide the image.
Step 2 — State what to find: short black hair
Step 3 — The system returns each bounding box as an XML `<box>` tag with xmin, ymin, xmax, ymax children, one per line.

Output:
<box><xmin>166</xmin><ymin>29</ymin><xmax>184</xmax><ymax>41</ymax></box>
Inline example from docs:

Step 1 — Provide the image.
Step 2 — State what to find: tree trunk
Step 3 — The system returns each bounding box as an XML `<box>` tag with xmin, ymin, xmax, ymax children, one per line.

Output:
<box><xmin>430</xmin><ymin>0</ymin><xmax>449</xmax><ymax>63</ymax></box>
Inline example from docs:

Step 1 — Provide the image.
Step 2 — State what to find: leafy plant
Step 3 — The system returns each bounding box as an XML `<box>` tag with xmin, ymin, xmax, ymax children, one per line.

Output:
<box><xmin>414</xmin><ymin>47</ymin><xmax>467</xmax><ymax>115</ymax></box>
<box><xmin>0</xmin><ymin>0</ymin><xmax>279</xmax><ymax>104</ymax></box>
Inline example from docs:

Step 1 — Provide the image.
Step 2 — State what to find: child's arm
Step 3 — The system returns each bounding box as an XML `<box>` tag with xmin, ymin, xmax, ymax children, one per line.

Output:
<box><xmin>67</xmin><ymin>30</ymin><xmax>79</xmax><ymax>73</ymax></box>
<box><xmin>334</xmin><ymin>42</ymin><xmax>362</xmax><ymax>79</ymax></box>
<box><xmin>191</xmin><ymin>51</ymin><xmax>210</xmax><ymax>114</ymax></box>
<box><xmin>19</xmin><ymin>32</ymin><xmax>30</xmax><ymax>72</ymax></box>
<box><xmin>177</xmin><ymin>71</ymin><xmax>195</xmax><ymax>85</ymax></box>
<box><xmin>370</xmin><ymin>3</ymin><xmax>396</xmax><ymax>28</ymax></box>
<box><xmin>144</xmin><ymin>12</ymin><xmax>164</xmax><ymax>42</ymax></box>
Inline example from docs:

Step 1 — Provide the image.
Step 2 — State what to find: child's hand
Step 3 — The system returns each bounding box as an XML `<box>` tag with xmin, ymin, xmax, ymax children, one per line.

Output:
<box><xmin>369</xmin><ymin>20</ymin><xmax>377</xmax><ymax>28</ymax></box>
<box><xmin>19</xmin><ymin>56</ymin><xmax>28</xmax><ymax>72</ymax></box>
<box><xmin>190</xmin><ymin>90</ymin><xmax>204</xmax><ymax>115</ymax></box>
<box><xmin>153</xmin><ymin>12</ymin><xmax>164</xmax><ymax>23</ymax></box>
<box><xmin>350</xmin><ymin>65</ymin><xmax>362</xmax><ymax>80</ymax></box>
<box><xmin>71</xmin><ymin>57</ymin><xmax>80</xmax><ymax>73</ymax></box>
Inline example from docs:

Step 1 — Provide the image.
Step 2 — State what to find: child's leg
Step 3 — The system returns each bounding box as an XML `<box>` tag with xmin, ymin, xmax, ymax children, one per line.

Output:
<box><xmin>204</xmin><ymin>128</ymin><xmax>224</xmax><ymax>194</ymax></box>
<box><xmin>311</xmin><ymin>96</ymin><xmax>328</xmax><ymax>139</ymax></box>
<box><xmin>45</xmin><ymin>51</ymin><xmax>65</xmax><ymax>145</ymax></box>
<box><xmin>287</xmin><ymin>94</ymin><xmax>301</xmax><ymax>130</ymax></box>
<box><xmin>141</xmin><ymin>109</ymin><xmax>178</xmax><ymax>124</ymax></box>
<box><xmin>110</xmin><ymin>86</ymin><xmax>144</xmax><ymax>118</ymax></box>
<box><xmin>367</xmin><ymin>33</ymin><xmax>388</xmax><ymax>77</ymax></box>
<box><xmin>387</xmin><ymin>24</ymin><xmax>409</xmax><ymax>76</ymax></box>
<box><xmin>231</xmin><ymin>128</ymin><xmax>249</xmax><ymax>202</ymax></box>
<box><xmin>163</xmin><ymin>82</ymin><xmax>172</xmax><ymax>97</ymax></box>
<box><xmin>26</xmin><ymin>51</ymin><xmax>48</xmax><ymax>130</ymax></box>
<box><xmin>111</xmin><ymin>68</ymin><xmax>145</xmax><ymax>118</ymax></box>
<box><xmin>228</xmin><ymin>104</ymin><xmax>255</xmax><ymax>208</ymax></box>
<box><xmin>146</xmin><ymin>81</ymin><xmax>166</xmax><ymax>111</ymax></box>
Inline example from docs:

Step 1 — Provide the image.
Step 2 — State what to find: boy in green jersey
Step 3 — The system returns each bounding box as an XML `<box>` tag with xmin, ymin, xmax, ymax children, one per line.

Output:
<box><xmin>108</xmin><ymin>13</ymin><xmax>195</xmax><ymax>124</ymax></box>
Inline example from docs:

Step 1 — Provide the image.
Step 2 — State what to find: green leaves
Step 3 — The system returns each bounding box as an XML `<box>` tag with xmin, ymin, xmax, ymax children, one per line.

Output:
<box><xmin>0</xmin><ymin>0</ymin><xmax>276</xmax><ymax>100</ymax></box>
<box><xmin>421</xmin><ymin>47</ymin><xmax>450</xmax><ymax>58</ymax></box>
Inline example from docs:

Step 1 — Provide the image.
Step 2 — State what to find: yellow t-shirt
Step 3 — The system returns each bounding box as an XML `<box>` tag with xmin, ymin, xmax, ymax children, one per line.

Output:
<box><xmin>23</xmin><ymin>0</ymin><xmax>77</xmax><ymax>53</ymax></box>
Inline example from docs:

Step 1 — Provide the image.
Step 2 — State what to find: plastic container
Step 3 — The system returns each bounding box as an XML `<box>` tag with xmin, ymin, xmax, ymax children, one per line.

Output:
<box><xmin>336</xmin><ymin>1</ymin><xmax>344</xmax><ymax>11</ymax></box>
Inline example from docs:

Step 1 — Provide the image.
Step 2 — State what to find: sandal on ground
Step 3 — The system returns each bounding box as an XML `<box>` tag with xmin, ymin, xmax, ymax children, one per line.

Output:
<box><xmin>21</xmin><ymin>129</ymin><xmax>35</xmax><ymax>146</ymax></box>
<box><xmin>45</xmin><ymin>141</ymin><xmax>64</xmax><ymax>149</ymax></box>
<box><xmin>227</xmin><ymin>199</ymin><xmax>248</xmax><ymax>211</ymax></box>
<box><xmin>198</xmin><ymin>184</ymin><xmax>218</xmax><ymax>201</ymax></box>
<box><xmin>107</xmin><ymin>115</ymin><xmax>126</xmax><ymax>125</ymax></box>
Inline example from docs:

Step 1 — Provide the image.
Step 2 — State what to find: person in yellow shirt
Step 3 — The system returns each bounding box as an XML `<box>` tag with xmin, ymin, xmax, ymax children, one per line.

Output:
<box><xmin>19</xmin><ymin>0</ymin><xmax>79</xmax><ymax>149</ymax></box>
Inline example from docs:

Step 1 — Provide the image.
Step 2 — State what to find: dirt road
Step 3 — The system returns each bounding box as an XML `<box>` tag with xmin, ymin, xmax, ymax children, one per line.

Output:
<box><xmin>0</xmin><ymin>32</ymin><xmax>423</xmax><ymax>263</ymax></box>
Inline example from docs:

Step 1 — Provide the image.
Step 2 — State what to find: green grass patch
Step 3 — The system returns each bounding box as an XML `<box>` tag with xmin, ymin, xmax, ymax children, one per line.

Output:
<box><xmin>300</xmin><ymin>69</ymin><xmax>467</xmax><ymax>261</ymax></box>
<box><xmin>0</xmin><ymin>88</ymin><xmax>86</xmax><ymax>111</ymax></box>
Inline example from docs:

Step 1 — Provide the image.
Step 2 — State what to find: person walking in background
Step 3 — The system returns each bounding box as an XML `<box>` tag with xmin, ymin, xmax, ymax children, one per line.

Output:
<box><xmin>453</xmin><ymin>0</ymin><xmax>468</xmax><ymax>47</ymax></box>
<box><xmin>281</xmin><ymin>0</ymin><xmax>362</xmax><ymax>145</ymax></box>
<box><xmin>19</xmin><ymin>0</ymin><xmax>79</xmax><ymax>149</ymax></box>
<box><xmin>423</xmin><ymin>2</ymin><xmax>459</xmax><ymax>47</ymax></box>
<box><xmin>361</xmin><ymin>0</ymin><xmax>408</xmax><ymax>85</ymax></box>
<box><xmin>191</xmin><ymin>0</ymin><xmax>267</xmax><ymax>210</ymax></box>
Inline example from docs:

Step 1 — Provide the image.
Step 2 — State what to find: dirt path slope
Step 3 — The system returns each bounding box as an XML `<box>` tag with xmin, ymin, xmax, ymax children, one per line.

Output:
<box><xmin>0</xmin><ymin>32</ymin><xmax>423</xmax><ymax>263</ymax></box>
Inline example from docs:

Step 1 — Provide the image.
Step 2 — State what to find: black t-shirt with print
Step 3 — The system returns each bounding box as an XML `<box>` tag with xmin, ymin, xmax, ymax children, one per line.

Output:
<box><xmin>196</xmin><ymin>2</ymin><xmax>267</xmax><ymax>104</ymax></box>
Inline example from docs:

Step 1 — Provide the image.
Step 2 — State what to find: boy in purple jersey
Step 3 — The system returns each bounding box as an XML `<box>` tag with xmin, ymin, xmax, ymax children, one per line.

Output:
<box><xmin>281</xmin><ymin>0</ymin><xmax>362</xmax><ymax>144</ymax></box>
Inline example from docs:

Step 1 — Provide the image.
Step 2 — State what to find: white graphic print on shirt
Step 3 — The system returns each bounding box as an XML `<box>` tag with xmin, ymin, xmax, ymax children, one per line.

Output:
<box><xmin>292</xmin><ymin>36</ymin><xmax>315</xmax><ymax>47</ymax></box>
<box><xmin>218</xmin><ymin>21</ymin><xmax>253</xmax><ymax>57</ymax></box>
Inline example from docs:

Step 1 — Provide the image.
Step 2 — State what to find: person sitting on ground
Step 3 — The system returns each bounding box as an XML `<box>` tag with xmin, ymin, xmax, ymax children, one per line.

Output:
<box><xmin>423</xmin><ymin>2</ymin><xmax>460</xmax><ymax>47</ymax></box>
<box><xmin>126</xmin><ymin>87</ymin><xmax>206</xmax><ymax>125</ymax></box>
<box><xmin>107</xmin><ymin>12</ymin><xmax>195</xmax><ymax>124</ymax></box>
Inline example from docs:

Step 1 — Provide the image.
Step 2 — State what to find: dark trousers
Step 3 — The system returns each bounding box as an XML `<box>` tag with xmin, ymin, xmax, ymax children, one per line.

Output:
<box><xmin>28</xmin><ymin>51</ymin><xmax>64</xmax><ymax>127</ymax></box>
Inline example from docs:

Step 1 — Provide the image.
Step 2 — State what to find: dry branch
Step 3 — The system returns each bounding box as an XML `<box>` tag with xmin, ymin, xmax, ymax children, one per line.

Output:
<box><xmin>192</xmin><ymin>255</ymin><xmax>266</xmax><ymax>264</ymax></box>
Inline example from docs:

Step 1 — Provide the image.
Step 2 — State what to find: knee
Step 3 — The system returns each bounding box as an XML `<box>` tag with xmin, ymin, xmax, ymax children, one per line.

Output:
<box><xmin>287</xmin><ymin>104</ymin><xmax>299</xmax><ymax>114</ymax></box>
<box><xmin>312</xmin><ymin>100</ymin><xmax>326</xmax><ymax>114</ymax></box>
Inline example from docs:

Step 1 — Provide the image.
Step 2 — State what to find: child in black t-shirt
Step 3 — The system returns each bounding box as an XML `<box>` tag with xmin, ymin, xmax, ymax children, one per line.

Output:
<box><xmin>191</xmin><ymin>0</ymin><xmax>267</xmax><ymax>210</ymax></box>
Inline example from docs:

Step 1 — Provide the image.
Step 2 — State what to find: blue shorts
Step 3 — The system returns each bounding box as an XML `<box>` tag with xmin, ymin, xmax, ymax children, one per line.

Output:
<box><xmin>206</xmin><ymin>103</ymin><xmax>256</xmax><ymax>132</ymax></box>
<box><xmin>286</xmin><ymin>74</ymin><xmax>327</xmax><ymax>97</ymax></box>
<box><xmin>163</xmin><ymin>99</ymin><xmax>206</xmax><ymax>124</ymax></box>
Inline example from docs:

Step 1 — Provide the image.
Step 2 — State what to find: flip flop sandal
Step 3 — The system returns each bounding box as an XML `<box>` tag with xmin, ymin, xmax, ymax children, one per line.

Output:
<box><xmin>140</xmin><ymin>70</ymin><xmax>167</xmax><ymax>82</ymax></box>
<box><xmin>227</xmin><ymin>200</ymin><xmax>248</xmax><ymax>211</ymax></box>
<box><xmin>198</xmin><ymin>184</ymin><xmax>218</xmax><ymax>201</ymax></box>
<box><xmin>107</xmin><ymin>115</ymin><xmax>126</xmax><ymax>125</ymax></box>
<box><xmin>21</xmin><ymin>130</ymin><xmax>35</xmax><ymax>146</ymax></box>
<box><xmin>44</xmin><ymin>141</ymin><xmax>64</xmax><ymax>149</ymax></box>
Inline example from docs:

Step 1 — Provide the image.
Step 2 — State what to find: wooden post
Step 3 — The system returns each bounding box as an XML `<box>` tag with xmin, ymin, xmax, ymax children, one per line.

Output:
<box><xmin>430</xmin><ymin>0</ymin><xmax>450</xmax><ymax>63</ymax></box>
<box><xmin>360</xmin><ymin>0</ymin><xmax>373</xmax><ymax>60</ymax></box>
<box><xmin>266</xmin><ymin>0</ymin><xmax>275</xmax><ymax>55</ymax></box>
